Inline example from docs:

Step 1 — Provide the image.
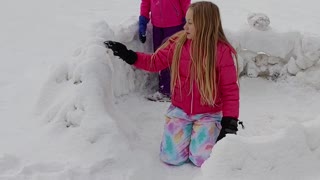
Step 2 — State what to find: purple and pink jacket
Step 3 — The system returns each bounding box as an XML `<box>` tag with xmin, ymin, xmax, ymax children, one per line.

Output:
<box><xmin>134</xmin><ymin>39</ymin><xmax>240</xmax><ymax>118</ymax></box>
<box><xmin>140</xmin><ymin>0</ymin><xmax>191</xmax><ymax>28</ymax></box>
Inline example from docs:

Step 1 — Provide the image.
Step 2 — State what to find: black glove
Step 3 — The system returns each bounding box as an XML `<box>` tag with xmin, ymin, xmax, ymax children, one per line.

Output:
<box><xmin>104</xmin><ymin>41</ymin><xmax>137</xmax><ymax>65</ymax></box>
<box><xmin>139</xmin><ymin>34</ymin><xmax>146</xmax><ymax>43</ymax></box>
<box><xmin>216</xmin><ymin>117</ymin><xmax>239</xmax><ymax>142</ymax></box>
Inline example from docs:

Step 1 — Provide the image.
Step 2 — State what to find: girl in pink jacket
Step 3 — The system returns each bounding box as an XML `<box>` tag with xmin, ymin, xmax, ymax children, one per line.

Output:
<box><xmin>139</xmin><ymin>0</ymin><xmax>191</xmax><ymax>102</ymax></box>
<box><xmin>106</xmin><ymin>1</ymin><xmax>241</xmax><ymax>167</ymax></box>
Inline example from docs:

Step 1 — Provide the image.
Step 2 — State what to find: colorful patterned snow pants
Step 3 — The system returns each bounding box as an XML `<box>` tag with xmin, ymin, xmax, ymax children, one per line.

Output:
<box><xmin>160</xmin><ymin>105</ymin><xmax>222</xmax><ymax>167</ymax></box>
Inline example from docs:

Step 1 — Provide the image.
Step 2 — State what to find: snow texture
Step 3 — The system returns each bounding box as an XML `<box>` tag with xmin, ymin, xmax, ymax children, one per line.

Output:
<box><xmin>247</xmin><ymin>13</ymin><xmax>271</xmax><ymax>31</ymax></box>
<box><xmin>1</xmin><ymin>0</ymin><xmax>320</xmax><ymax>179</ymax></box>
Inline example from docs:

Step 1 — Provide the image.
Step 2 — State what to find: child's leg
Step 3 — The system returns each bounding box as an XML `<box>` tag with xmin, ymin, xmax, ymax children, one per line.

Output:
<box><xmin>163</xmin><ymin>24</ymin><xmax>184</xmax><ymax>39</ymax></box>
<box><xmin>158</xmin><ymin>68</ymin><xmax>171</xmax><ymax>96</ymax></box>
<box><xmin>189</xmin><ymin>113</ymin><xmax>222</xmax><ymax>167</ymax></box>
<box><xmin>160</xmin><ymin>116</ymin><xmax>193</xmax><ymax>165</ymax></box>
<box><xmin>158</xmin><ymin>24</ymin><xmax>184</xmax><ymax>97</ymax></box>
<box><xmin>152</xmin><ymin>26</ymin><xmax>164</xmax><ymax>51</ymax></box>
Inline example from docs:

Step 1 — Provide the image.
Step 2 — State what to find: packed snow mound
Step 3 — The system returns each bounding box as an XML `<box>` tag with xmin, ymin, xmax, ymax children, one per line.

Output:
<box><xmin>198</xmin><ymin>122</ymin><xmax>320</xmax><ymax>180</ymax></box>
<box><xmin>34</xmin><ymin>19</ymin><xmax>158</xmax><ymax>157</ymax></box>
<box><xmin>229</xmin><ymin>29</ymin><xmax>320</xmax><ymax>79</ymax></box>
<box><xmin>247</xmin><ymin>13</ymin><xmax>271</xmax><ymax>31</ymax></box>
<box><xmin>295</xmin><ymin>63</ymin><xmax>320</xmax><ymax>90</ymax></box>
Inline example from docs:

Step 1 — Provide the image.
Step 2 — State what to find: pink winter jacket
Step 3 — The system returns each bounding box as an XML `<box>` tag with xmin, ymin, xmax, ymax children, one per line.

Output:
<box><xmin>134</xmin><ymin>39</ymin><xmax>240</xmax><ymax>118</ymax></box>
<box><xmin>140</xmin><ymin>0</ymin><xmax>191</xmax><ymax>28</ymax></box>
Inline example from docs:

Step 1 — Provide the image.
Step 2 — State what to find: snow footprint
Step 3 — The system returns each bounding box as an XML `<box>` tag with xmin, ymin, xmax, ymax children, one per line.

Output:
<box><xmin>64</xmin><ymin>102</ymin><xmax>85</xmax><ymax>128</ymax></box>
<box><xmin>51</xmin><ymin>61</ymin><xmax>84</xmax><ymax>86</ymax></box>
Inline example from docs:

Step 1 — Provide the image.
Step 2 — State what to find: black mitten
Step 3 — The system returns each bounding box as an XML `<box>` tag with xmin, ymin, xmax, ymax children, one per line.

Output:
<box><xmin>104</xmin><ymin>41</ymin><xmax>137</xmax><ymax>65</ymax></box>
<box><xmin>216</xmin><ymin>117</ymin><xmax>239</xmax><ymax>142</ymax></box>
<box><xmin>139</xmin><ymin>34</ymin><xmax>146</xmax><ymax>43</ymax></box>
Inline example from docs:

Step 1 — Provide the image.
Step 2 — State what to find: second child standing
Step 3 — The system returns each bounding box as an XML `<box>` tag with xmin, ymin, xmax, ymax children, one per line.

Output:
<box><xmin>138</xmin><ymin>0</ymin><xmax>191</xmax><ymax>102</ymax></box>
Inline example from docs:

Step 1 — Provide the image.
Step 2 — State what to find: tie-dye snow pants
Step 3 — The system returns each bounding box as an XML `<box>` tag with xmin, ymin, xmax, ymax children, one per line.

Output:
<box><xmin>160</xmin><ymin>105</ymin><xmax>222</xmax><ymax>167</ymax></box>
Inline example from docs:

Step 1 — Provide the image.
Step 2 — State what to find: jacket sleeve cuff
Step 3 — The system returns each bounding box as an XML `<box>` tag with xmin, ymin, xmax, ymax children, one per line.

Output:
<box><xmin>139</xmin><ymin>15</ymin><xmax>150</xmax><ymax>25</ymax></box>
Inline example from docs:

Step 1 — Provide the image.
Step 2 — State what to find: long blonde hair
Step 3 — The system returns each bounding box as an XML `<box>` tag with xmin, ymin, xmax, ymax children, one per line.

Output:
<box><xmin>154</xmin><ymin>1</ymin><xmax>237</xmax><ymax>106</ymax></box>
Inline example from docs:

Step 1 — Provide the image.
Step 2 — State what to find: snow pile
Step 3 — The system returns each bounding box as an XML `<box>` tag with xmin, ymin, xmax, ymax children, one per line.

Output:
<box><xmin>199</xmin><ymin>122</ymin><xmax>320</xmax><ymax>180</ymax></box>
<box><xmin>35</xmin><ymin>17</ymin><xmax>156</xmax><ymax>138</ymax></box>
<box><xmin>30</xmin><ymin>19</ymin><xmax>158</xmax><ymax>177</ymax></box>
<box><xmin>247</xmin><ymin>13</ymin><xmax>271</xmax><ymax>31</ymax></box>
<box><xmin>295</xmin><ymin>63</ymin><xmax>320</xmax><ymax>90</ymax></box>
<box><xmin>238</xmin><ymin>50</ymin><xmax>286</xmax><ymax>80</ymax></box>
<box><xmin>228</xmin><ymin>27</ymin><xmax>320</xmax><ymax>81</ymax></box>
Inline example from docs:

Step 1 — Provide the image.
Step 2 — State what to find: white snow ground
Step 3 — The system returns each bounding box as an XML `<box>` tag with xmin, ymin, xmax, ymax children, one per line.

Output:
<box><xmin>0</xmin><ymin>0</ymin><xmax>320</xmax><ymax>179</ymax></box>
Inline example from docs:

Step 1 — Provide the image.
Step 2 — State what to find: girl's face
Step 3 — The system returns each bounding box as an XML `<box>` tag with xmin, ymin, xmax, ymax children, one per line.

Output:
<box><xmin>184</xmin><ymin>9</ymin><xmax>195</xmax><ymax>39</ymax></box>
